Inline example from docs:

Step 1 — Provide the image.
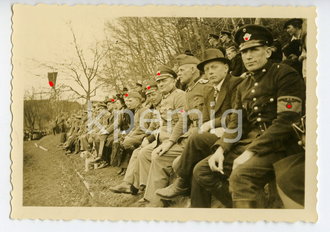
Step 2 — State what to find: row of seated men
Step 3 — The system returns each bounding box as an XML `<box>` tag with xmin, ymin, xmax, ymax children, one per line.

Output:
<box><xmin>60</xmin><ymin>24</ymin><xmax>306</xmax><ymax>209</ymax></box>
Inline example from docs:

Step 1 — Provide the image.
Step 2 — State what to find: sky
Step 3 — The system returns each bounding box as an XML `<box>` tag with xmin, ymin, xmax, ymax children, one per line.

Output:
<box><xmin>13</xmin><ymin>5</ymin><xmax>116</xmax><ymax>101</ymax></box>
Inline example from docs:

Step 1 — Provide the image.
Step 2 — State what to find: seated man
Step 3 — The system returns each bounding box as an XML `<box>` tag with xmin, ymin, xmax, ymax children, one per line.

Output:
<box><xmin>112</xmin><ymin>91</ymin><xmax>148</xmax><ymax>175</ymax></box>
<box><xmin>193</xmin><ymin>24</ymin><xmax>305</xmax><ymax>208</ymax></box>
<box><xmin>131</xmin><ymin>66</ymin><xmax>186</xmax><ymax>206</ymax></box>
<box><xmin>156</xmin><ymin>49</ymin><xmax>242</xmax><ymax>208</ymax></box>
<box><xmin>140</xmin><ymin>54</ymin><xmax>215</xmax><ymax>207</ymax></box>
<box><xmin>109</xmin><ymin>80</ymin><xmax>162</xmax><ymax>194</ymax></box>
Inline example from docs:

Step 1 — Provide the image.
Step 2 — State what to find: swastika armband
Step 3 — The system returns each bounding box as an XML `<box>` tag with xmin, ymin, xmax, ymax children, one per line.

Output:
<box><xmin>277</xmin><ymin>96</ymin><xmax>302</xmax><ymax>114</ymax></box>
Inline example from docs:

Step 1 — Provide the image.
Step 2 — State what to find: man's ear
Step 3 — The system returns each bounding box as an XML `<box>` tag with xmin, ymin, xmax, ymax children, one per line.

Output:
<box><xmin>265</xmin><ymin>46</ymin><xmax>273</xmax><ymax>58</ymax></box>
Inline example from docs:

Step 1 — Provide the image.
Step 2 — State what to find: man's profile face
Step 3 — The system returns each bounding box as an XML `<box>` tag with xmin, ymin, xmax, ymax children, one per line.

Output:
<box><xmin>178</xmin><ymin>64</ymin><xmax>195</xmax><ymax>85</ymax></box>
<box><xmin>226</xmin><ymin>48</ymin><xmax>237</xmax><ymax>60</ymax></box>
<box><xmin>286</xmin><ymin>25</ymin><xmax>298</xmax><ymax>36</ymax></box>
<box><xmin>125</xmin><ymin>97</ymin><xmax>141</xmax><ymax>110</ymax></box>
<box><xmin>220</xmin><ymin>34</ymin><xmax>228</xmax><ymax>43</ymax></box>
<box><xmin>148</xmin><ymin>90</ymin><xmax>162</xmax><ymax>106</ymax></box>
<box><xmin>204</xmin><ymin>61</ymin><xmax>228</xmax><ymax>85</ymax></box>
<box><xmin>208</xmin><ymin>37</ymin><xmax>218</xmax><ymax>46</ymax></box>
<box><xmin>156</xmin><ymin>77</ymin><xmax>176</xmax><ymax>94</ymax></box>
<box><xmin>241</xmin><ymin>46</ymin><xmax>272</xmax><ymax>71</ymax></box>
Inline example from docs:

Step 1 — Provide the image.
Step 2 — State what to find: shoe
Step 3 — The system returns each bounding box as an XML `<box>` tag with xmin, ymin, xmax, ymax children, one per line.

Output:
<box><xmin>120</xmin><ymin>168</ymin><xmax>127</xmax><ymax>176</ymax></box>
<box><xmin>135</xmin><ymin>198</ymin><xmax>150</xmax><ymax>207</ymax></box>
<box><xmin>117</xmin><ymin>168</ymin><xmax>124</xmax><ymax>175</ymax></box>
<box><xmin>155</xmin><ymin>177</ymin><xmax>189</xmax><ymax>199</ymax></box>
<box><xmin>109</xmin><ymin>182</ymin><xmax>132</xmax><ymax>194</ymax></box>
<box><xmin>139</xmin><ymin>184</ymin><xmax>146</xmax><ymax>192</ymax></box>
<box><xmin>130</xmin><ymin>185</ymin><xmax>139</xmax><ymax>195</ymax></box>
<box><xmin>95</xmin><ymin>161</ymin><xmax>108</xmax><ymax>169</ymax></box>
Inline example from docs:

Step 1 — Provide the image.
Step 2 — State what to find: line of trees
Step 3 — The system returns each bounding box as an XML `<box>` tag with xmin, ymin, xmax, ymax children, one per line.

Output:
<box><xmin>25</xmin><ymin>17</ymin><xmax>291</xmax><ymax>132</ymax></box>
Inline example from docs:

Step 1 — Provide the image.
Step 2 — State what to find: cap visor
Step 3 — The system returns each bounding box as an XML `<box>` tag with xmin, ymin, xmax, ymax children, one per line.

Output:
<box><xmin>239</xmin><ymin>41</ymin><xmax>266</xmax><ymax>51</ymax></box>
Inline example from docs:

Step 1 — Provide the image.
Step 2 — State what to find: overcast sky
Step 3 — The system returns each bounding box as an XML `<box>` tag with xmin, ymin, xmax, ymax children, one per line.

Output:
<box><xmin>13</xmin><ymin>5</ymin><xmax>116</xmax><ymax>101</ymax></box>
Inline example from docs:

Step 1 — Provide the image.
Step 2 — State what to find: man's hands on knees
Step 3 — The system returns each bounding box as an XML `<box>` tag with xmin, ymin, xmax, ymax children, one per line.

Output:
<box><xmin>208</xmin><ymin>146</ymin><xmax>225</xmax><ymax>174</ymax></box>
<box><xmin>233</xmin><ymin>150</ymin><xmax>255</xmax><ymax>170</ymax></box>
<box><xmin>200</xmin><ymin>121</ymin><xmax>212</xmax><ymax>133</ymax></box>
<box><xmin>152</xmin><ymin>140</ymin><xmax>174</xmax><ymax>158</ymax></box>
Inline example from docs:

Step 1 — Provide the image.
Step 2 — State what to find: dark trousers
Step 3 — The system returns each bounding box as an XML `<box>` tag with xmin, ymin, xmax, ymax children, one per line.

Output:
<box><xmin>229</xmin><ymin>152</ymin><xmax>286</xmax><ymax>203</ymax></box>
<box><xmin>176</xmin><ymin>131</ymin><xmax>218</xmax><ymax>183</ymax></box>
<box><xmin>191</xmin><ymin>144</ymin><xmax>245</xmax><ymax>208</ymax></box>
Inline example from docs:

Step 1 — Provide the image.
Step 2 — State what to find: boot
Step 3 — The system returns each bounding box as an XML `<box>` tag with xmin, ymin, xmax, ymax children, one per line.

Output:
<box><xmin>155</xmin><ymin>177</ymin><xmax>189</xmax><ymax>199</ymax></box>
<box><xmin>232</xmin><ymin>200</ymin><xmax>257</xmax><ymax>208</ymax></box>
<box><xmin>109</xmin><ymin>182</ymin><xmax>132</xmax><ymax>194</ymax></box>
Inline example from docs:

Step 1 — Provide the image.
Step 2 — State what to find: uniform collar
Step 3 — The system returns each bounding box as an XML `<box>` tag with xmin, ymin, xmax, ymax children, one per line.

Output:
<box><xmin>186</xmin><ymin>76</ymin><xmax>201</xmax><ymax>92</ymax></box>
<box><xmin>163</xmin><ymin>86</ymin><xmax>176</xmax><ymax>99</ymax></box>
<box><xmin>246</xmin><ymin>61</ymin><xmax>273</xmax><ymax>81</ymax></box>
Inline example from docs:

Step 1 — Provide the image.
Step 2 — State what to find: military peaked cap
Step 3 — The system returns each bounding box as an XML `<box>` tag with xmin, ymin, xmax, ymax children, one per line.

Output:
<box><xmin>234</xmin><ymin>24</ymin><xmax>273</xmax><ymax>51</ymax></box>
<box><xmin>155</xmin><ymin>65</ymin><xmax>177</xmax><ymax>81</ymax></box>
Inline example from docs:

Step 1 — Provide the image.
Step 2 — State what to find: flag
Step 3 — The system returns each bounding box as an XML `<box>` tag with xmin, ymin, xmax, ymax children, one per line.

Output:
<box><xmin>47</xmin><ymin>72</ymin><xmax>57</xmax><ymax>88</ymax></box>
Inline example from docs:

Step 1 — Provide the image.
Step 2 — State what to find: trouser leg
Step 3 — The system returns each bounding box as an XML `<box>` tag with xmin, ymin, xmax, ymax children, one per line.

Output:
<box><xmin>144</xmin><ymin>141</ymin><xmax>186</xmax><ymax>203</ymax></box>
<box><xmin>190</xmin><ymin>173</ymin><xmax>212</xmax><ymax>208</ymax></box>
<box><xmin>192</xmin><ymin>156</ymin><xmax>232</xmax><ymax>208</ymax></box>
<box><xmin>135</xmin><ymin>141</ymin><xmax>157</xmax><ymax>188</ymax></box>
<box><xmin>175</xmin><ymin>131</ymin><xmax>218</xmax><ymax>184</ymax></box>
<box><xmin>229</xmin><ymin>152</ymin><xmax>286</xmax><ymax>207</ymax></box>
<box><xmin>123</xmin><ymin>147</ymin><xmax>141</xmax><ymax>184</ymax></box>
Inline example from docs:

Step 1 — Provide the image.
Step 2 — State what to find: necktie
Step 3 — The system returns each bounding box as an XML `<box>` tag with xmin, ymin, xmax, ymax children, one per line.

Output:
<box><xmin>214</xmin><ymin>87</ymin><xmax>219</xmax><ymax>103</ymax></box>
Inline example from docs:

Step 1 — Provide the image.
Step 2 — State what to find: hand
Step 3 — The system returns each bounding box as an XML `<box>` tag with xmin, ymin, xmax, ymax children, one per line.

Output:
<box><xmin>153</xmin><ymin>140</ymin><xmax>174</xmax><ymax>157</ymax></box>
<box><xmin>208</xmin><ymin>146</ymin><xmax>225</xmax><ymax>174</ymax></box>
<box><xmin>200</xmin><ymin>121</ymin><xmax>212</xmax><ymax>133</ymax></box>
<box><xmin>298</xmin><ymin>54</ymin><xmax>306</xmax><ymax>62</ymax></box>
<box><xmin>233</xmin><ymin>150</ymin><xmax>255</xmax><ymax>170</ymax></box>
<box><xmin>210</xmin><ymin>127</ymin><xmax>225</xmax><ymax>138</ymax></box>
<box><xmin>140</xmin><ymin>137</ymin><xmax>150</xmax><ymax>148</ymax></box>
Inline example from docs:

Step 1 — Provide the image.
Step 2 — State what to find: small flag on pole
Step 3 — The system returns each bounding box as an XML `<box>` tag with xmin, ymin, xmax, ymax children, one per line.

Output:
<box><xmin>47</xmin><ymin>72</ymin><xmax>58</xmax><ymax>88</ymax></box>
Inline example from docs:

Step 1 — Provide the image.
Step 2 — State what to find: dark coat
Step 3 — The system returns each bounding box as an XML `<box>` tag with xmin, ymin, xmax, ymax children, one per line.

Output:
<box><xmin>202</xmin><ymin>74</ymin><xmax>243</xmax><ymax>127</ymax></box>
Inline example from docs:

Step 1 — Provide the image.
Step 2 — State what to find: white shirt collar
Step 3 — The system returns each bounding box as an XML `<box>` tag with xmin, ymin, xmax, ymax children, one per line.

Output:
<box><xmin>214</xmin><ymin>78</ymin><xmax>225</xmax><ymax>92</ymax></box>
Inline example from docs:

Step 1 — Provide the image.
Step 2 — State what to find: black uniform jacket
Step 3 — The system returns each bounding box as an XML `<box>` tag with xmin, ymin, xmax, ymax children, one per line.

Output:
<box><xmin>215</xmin><ymin>61</ymin><xmax>305</xmax><ymax>156</ymax></box>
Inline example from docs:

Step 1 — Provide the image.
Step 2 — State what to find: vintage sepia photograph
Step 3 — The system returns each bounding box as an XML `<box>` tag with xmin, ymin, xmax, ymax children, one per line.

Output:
<box><xmin>11</xmin><ymin>5</ymin><xmax>317</xmax><ymax>221</ymax></box>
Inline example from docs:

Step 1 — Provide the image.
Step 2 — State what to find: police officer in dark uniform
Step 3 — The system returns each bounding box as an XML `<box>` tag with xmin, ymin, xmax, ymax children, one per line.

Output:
<box><xmin>197</xmin><ymin>24</ymin><xmax>305</xmax><ymax>208</ymax></box>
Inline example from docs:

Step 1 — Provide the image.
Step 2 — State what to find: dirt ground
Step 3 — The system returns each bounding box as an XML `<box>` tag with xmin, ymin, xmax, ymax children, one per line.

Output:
<box><xmin>23</xmin><ymin>134</ymin><xmax>191</xmax><ymax>207</ymax></box>
<box><xmin>23</xmin><ymin>134</ymin><xmax>143</xmax><ymax>207</ymax></box>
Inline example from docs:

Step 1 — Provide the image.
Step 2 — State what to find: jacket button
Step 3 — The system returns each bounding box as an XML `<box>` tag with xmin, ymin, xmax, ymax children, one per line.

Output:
<box><xmin>270</xmin><ymin>98</ymin><xmax>274</xmax><ymax>102</ymax></box>
<box><xmin>254</xmin><ymin>82</ymin><xmax>259</xmax><ymax>86</ymax></box>
<box><xmin>258</xmin><ymin>113</ymin><xmax>261</xmax><ymax>116</ymax></box>
<box><xmin>257</xmin><ymin>117</ymin><xmax>262</xmax><ymax>122</ymax></box>
<box><xmin>251</xmin><ymin>89</ymin><xmax>255</xmax><ymax>93</ymax></box>
<box><xmin>253</xmin><ymin>97</ymin><xmax>257</xmax><ymax>101</ymax></box>
<box><xmin>262</xmin><ymin>69</ymin><xmax>266</xmax><ymax>72</ymax></box>
<box><xmin>254</xmin><ymin>106</ymin><xmax>259</xmax><ymax>111</ymax></box>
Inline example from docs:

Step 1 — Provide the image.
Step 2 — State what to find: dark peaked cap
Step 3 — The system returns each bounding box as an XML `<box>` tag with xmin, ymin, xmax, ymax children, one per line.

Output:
<box><xmin>208</xmin><ymin>33</ymin><xmax>219</xmax><ymax>40</ymax></box>
<box><xmin>220</xmin><ymin>30</ymin><xmax>232</xmax><ymax>36</ymax></box>
<box><xmin>197</xmin><ymin>48</ymin><xmax>230</xmax><ymax>71</ymax></box>
<box><xmin>234</xmin><ymin>24</ymin><xmax>273</xmax><ymax>51</ymax></box>
<box><xmin>283</xmin><ymin>18</ymin><xmax>303</xmax><ymax>29</ymax></box>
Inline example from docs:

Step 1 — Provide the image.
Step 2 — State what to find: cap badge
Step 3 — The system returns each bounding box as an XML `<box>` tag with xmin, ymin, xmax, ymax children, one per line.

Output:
<box><xmin>243</xmin><ymin>33</ymin><xmax>252</xmax><ymax>41</ymax></box>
